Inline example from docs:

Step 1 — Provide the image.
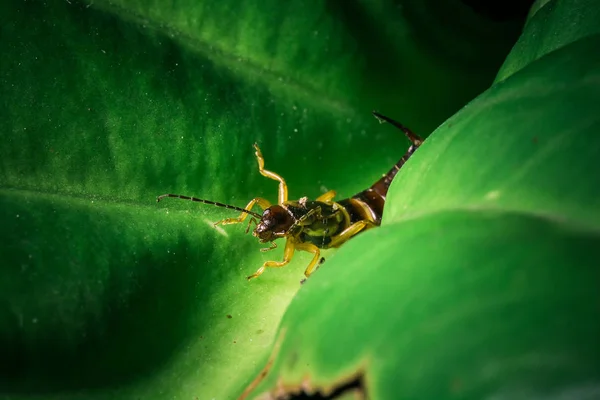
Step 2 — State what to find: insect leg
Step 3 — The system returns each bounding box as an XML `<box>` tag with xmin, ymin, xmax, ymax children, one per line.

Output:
<box><xmin>253</xmin><ymin>143</ymin><xmax>288</xmax><ymax>204</ymax></box>
<box><xmin>247</xmin><ymin>238</ymin><xmax>296</xmax><ymax>280</ymax></box>
<box><xmin>294</xmin><ymin>242</ymin><xmax>321</xmax><ymax>278</ymax></box>
<box><xmin>316</xmin><ymin>190</ymin><xmax>336</xmax><ymax>202</ymax></box>
<box><xmin>287</xmin><ymin>206</ymin><xmax>320</xmax><ymax>234</ymax></box>
<box><xmin>327</xmin><ymin>220</ymin><xmax>377</xmax><ymax>248</ymax></box>
<box><xmin>245</xmin><ymin>217</ymin><xmax>258</xmax><ymax>234</ymax></box>
<box><xmin>213</xmin><ymin>197</ymin><xmax>270</xmax><ymax>227</ymax></box>
<box><xmin>260</xmin><ymin>241</ymin><xmax>277</xmax><ymax>252</ymax></box>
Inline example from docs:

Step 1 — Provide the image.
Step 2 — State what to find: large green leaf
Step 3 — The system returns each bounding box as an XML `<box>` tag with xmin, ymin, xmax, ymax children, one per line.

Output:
<box><xmin>495</xmin><ymin>0</ymin><xmax>600</xmax><ymax>82</ymax></box>
<box><xmin>242</xmin><ymin>0</ymin><xmax>600</xmax><ymax>399</ymax></box>
<box><xmin>246</xmin><ymin>213</ymin><xmax>600</xmax><ymax>399</ymax></box>
<box><xmin>1</xmin><ymin>0</ymin><xmax>526</xmax><ymax>399</ymax></box>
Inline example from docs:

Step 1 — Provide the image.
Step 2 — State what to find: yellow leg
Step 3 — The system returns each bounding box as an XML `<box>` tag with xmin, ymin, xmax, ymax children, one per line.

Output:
<box><xmin>213</xmin><ymin>197</ymin><xmax>270</xmax><ymax>227</ymax></box>
<box><xmin>294</xmin><ymin>242</ymin><xmax>321</xmax><ymax>278</ymax></box>
<box><xmin>288</xmin><ymin>206</ymin><xmax>320</xmax><ymax>233</ymax></box>
<box><xmin>260</xmin><ymin>241</ymin><xmax>277</xmax><ymax>252</ymax></box>
<box><xmin>254</xmin><ymin>143</ymin><xmax>288</xmax><ymax>204</ymax></box>
<box><xmin>327</xmin><ymin>220</ymin><xmax>377</xmax><ymax>248</ymax></box>
<box><xmin>316</xmin><ymin>190</ymin><xmax>336</xmax><ymax>202</ymax></box>
<box><xmin>247</xmin><ymin>238</ymin><xmax>296</xmax><ymax>280</ymax></box>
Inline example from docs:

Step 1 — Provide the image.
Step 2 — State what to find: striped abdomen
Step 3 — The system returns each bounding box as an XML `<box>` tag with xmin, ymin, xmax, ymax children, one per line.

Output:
<box><xmin>339</xmin><ymin>114</ymin><xmax>424</xmax><ymax>225</ymax></box>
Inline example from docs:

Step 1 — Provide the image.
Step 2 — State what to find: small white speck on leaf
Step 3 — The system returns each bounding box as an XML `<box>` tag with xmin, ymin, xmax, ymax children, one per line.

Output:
<box><xmin>485</xmin><ymin>190</ymin><xmax>501</xmax><ymax>200</ymax></box>
<box><xmin>207</xmin><ymin>219</ymin><xmax>228</xmax><ymax>237</ymax></box>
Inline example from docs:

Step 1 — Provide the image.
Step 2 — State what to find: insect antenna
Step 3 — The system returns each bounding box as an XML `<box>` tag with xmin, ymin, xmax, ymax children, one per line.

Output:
<box><xmin>156</xmin><ymin>193</ymin><xmax>262</xmax><ymax>219</ymax></box>
<box><xmin>372</xmin><ymin>111</ymin><xmax>424</xmax><ymax>146</ymax></box>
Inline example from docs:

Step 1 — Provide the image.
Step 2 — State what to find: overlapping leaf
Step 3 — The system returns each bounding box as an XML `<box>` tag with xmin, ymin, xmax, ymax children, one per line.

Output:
<box><xmin>1</xmin><ymin>1</ymin><xmax>526</xmax><ymax>399</ymax></box>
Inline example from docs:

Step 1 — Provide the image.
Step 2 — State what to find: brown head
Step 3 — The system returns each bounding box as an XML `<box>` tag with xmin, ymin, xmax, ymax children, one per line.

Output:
<box><xmin>253</xmin><ymin>205</ymin><xmax>295</xmax><ymax>242</ymax></box>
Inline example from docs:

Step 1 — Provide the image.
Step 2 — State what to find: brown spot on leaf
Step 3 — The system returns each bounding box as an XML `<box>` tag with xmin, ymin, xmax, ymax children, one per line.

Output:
<box><xmin>450</xmin><ymin>377</ymin><xmax>463</xmax><ymax>394</ymax></box>
<box><xmin>239</xmin><ymin>331</ymin><xmax>369</xmax><ymax>400</ymax></box>
<box><xmin>262</xmin><ymin>370</ymin><xmax>367</xmax><ymax>399</ymax></box>
<box><xmin>287</xmin><ymin>351</ymin><xmax>299</xmax><ymax>369</ymax></box>
<box><xmin>227</xmin><ymin>314</ymin><xmax>233</xmax><ymax>319</ymax></box>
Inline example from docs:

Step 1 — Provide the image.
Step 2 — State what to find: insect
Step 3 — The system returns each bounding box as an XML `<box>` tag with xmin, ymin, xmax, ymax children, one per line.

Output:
<box><xmin>157</xmin><ymin>112</ymin><xmax>424</xmax><ymax>281</ymax></box>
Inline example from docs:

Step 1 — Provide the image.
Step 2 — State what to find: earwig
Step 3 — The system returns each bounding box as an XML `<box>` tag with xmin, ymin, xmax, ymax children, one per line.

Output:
<box><xmin>157</xmin><ymin>112</ymin><xmax>424</xmax><ymax>281</ymax></box>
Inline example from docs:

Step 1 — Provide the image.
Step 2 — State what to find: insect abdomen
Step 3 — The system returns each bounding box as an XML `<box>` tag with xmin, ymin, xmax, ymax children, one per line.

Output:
<box><xmin>339</xmin><ymin>115</ymin><xmax>423</xmax><ymax>226</ymax></box>
<box><xmin>338</xmin><ymin>194</ymin><xmax>382</xmax><ymax>225</ymax></box>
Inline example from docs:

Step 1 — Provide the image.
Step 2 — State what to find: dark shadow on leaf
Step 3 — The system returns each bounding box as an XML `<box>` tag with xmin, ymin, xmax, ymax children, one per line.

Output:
<box><xmin>0</xmin><ymin>194</ymin><xmax>237</xmax><ymax>393</ymax></box>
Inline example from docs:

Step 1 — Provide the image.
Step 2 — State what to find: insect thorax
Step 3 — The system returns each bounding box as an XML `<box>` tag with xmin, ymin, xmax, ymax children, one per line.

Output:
<box><xmin>283</xmin><ymin>200</ymin><xmax>348</xmax><ymax>248</ymax></box>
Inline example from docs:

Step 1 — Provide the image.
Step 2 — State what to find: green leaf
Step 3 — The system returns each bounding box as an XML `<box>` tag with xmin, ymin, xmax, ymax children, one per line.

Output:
<box><xmin>248</xmin><ymin>212</ymin><xmax>600</xmax><ymax>399</ymax></box>
<box><xmin>495</xmin><ymin>0</ymin><xmax>600</xmax><ymax>82</ymax></box>
<box><xmin>243</xmin><ymin>1</ymin><xmax>600</xmax><ymax>399</ymax></box>
<box><xmin>1</xmin><ymin>0</ymin><xmax>526</xmax><ymax>399</ymax></box>
<box><xmin>386</xmin><ymin>35</ymin><xmax>600</xmax><ymax>227</ymax></box>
